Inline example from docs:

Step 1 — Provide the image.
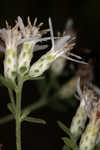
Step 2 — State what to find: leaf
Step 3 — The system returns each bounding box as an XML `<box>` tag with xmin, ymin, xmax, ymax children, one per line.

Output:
<box><xmin>7</xmin><ymin>103</ymin><xmax>16</xmax><ymax>114</ymax></box>
<box><xmin>23</xmin><ymin>117</ymin><xmax>46</xmax><ymax>125</ymax></box>
<box><xmin>62</xmin><ymin>137</ymin><xmax>75</xmax><ymax>149</ymax></box>
<box><xmin>57</xmin><ymin>121</ymin><xmax>75</xmax><ymax>142</ymax></box>
<box><xmin>0</xmin><ymin>74</ymin><xmax>16</xmax><ymax>89</ymax></box>
<box><xmin>23</xmin><ymin>75</ymin><xmax>45</xmax><ymax>81</ymax></box>
<box><xmin>62</xmin><ymin>137</ymin><xmax>79</xmax><ymax>150</ymax></box>
<box><xmin>62</xmin><ymin>145</ymin><xmax>70</xmax><ymax>150</ymax></box>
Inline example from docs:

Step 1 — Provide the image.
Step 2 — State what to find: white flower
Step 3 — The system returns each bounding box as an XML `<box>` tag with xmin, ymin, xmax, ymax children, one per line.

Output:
<box><xmin>79</xmin><ymin>98</ymin><xmax>100</xmax><ymax>150</ymax></box>
<box><xmin>17</xmin><ymin>17</ymin><xmax>49</xmax><ymax>75</ymax></box>
<box><xmin>29</xmin><ymin>18</ymin><xmax>81</xmax><ymax>77</ymax></box>
<box><xmin>70</xmin><ymin>78</ymin><xmax>94</xmax><ymax>140</ymax></box>
<box><xmin>0</xmin><ymin>22</ymin><xmax>21</xmax><ymax>80</ymax></box>
<box><xmin>0</xmin><ymin>23</ymin><xmax>21</xmax><ymax>50</ymax></box>
<box><xmin>29</xmin><ymin>18</ymin><xmax>86</xmax><ymax>78</ymax></box>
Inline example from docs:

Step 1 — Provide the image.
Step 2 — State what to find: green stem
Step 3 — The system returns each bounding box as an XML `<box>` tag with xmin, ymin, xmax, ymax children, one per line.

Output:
<box><xmin>0</xmin><ymin>98</ymin><xmax>47</xmax><ymax>124</ymax></box>
<box><xmin>16</xmin><ymin>77</ymin><xmax>23</xmax><ymax>150</ymax></box>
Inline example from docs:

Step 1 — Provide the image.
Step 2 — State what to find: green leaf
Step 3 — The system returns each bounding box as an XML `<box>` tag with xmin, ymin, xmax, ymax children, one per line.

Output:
<box><xmin>0</xmin><ymin>75</ymin><xmax>16</xmax><ymax>89</ymax></box>
<box><xmin>7</xmin><ymin>103</ymin><xmax>16</xmax><ymax>114</ymax></box>
<box><xmin>23</xmin><ymin>117</ymin><xmax>46</xmax><ymax>125</ymax></box>
<box><xmin>57</xmin><ymin>121</ymin><xmax>75</xmax><ymax>142</ymax></box>
<box><xmin>24</xmin><ymin>75</ymin><xmax>45</xmax><ymax>81</ymax></box>
<box><xmin>62</xmin><ymin>137</ymin><xmax>79</xmax><ymax>150</ymax></box>
<box><xmin>62</xmin><ymin>145</ymin><xmax>70</xmax><ymax>150</ymax></box>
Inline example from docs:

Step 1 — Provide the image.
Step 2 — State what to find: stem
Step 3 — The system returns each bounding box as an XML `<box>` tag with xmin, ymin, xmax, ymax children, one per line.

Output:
<box><xmin>16</xmin><ymin>77</ymin><xmax>23</xmax><ymax>150</ymax></box>
<box><xmin>0</xmin><ymin>98</ymin><xmax>47</xmax><ymax>124</ymax></box>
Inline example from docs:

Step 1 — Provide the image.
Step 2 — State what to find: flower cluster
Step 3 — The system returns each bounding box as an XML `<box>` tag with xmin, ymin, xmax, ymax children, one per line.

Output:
<box><xmin>70</xmin><ymin>78</ymin><xmax>95</xmax><ymax>140</ymax></box>
<box><xmin>70</xmin><ymin>78</ymin><xmax>100</xmax><ymax>150</ymax></box>
<box><xmin>0</xmin><ymin>17</ymin><xmax>86</xmax><ymax>81</ymax></box>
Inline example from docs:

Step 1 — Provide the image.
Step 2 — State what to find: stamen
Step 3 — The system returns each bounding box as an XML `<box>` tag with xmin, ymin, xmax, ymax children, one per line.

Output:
<box><xmin>62</xmin><ymin>55</ymin><xmax>87</xmax><ymax>64</ymax></box>
<box><xmin>67</xmin><ymin>52</ymin><xmax>82</xmax><ymax>59</ymax></box>
<box><xmin>33</xmin><ymin>18</ymin><xmax>37</xmax><ymax>26</ymax></box>
<box><xmin>49</xmin><ymin>17</ymin><xmax>55</xmax><ymax>49</ymax></box>
<box><xmin>76</xmin><ymin>77</ymin><xmax>83</xmax><ymax>99</ymax></box>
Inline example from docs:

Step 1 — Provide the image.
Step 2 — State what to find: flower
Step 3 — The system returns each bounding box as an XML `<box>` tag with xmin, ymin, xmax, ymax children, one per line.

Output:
<box><xmin>79</xmin><ymin>98</ymin><xmax>100</xmax><ymax>150</ymax></box>
<box><xmin>70</xmin><ymin>78</ymin><xmax>94</xmax><ymax>140</ymax></box>
<box><xmin>17</xmin><ymin>17</ymin><xmax>49</xmax><ymax>75</ymax></box>
<box><xmin>0</xmin><ymin>22</ymin><xmax>21</xmax><ymax>80</ymax></box>
<box><xmin>0</xmin><ymin>23</ymin><xmax>21</xmax><ymax>50</ymax></box>
<box><xmin>29</xmin><ymin>18</ymin><xmax>85</xmax><ymax>77</ymax></box>
<box><xmin>78</xmin><ymin>81</ymin><xmax>100</xmax><ymax>150</ymax></box>
<box><xmin>0</xmin><ymin>17</ymin><xmax>86</xmax><ymax>80</ymax></box>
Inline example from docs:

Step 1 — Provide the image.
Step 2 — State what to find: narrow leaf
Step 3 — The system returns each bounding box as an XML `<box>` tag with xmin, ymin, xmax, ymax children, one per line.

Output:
<box><xmin>23</xmin><ymin>117</ymin><xmax>46</xmax><ymax>125</ymax></box>
<box><xmin>0</xmin><ymin>75</ymin><xmax>16</xmax><ymax>89</ymax></box>
<box><xmin>62</xmin><ymin>137</ymin><xmax>79</xmax><ymax>150</ymax></box>
<box><xmin>7</xmin><ymin>103</ymin><xmax>15</xmax><ymax>114</ymax></box>
<box><xmin>62</xmin><ymin>137</ymin><xmax>75</xmax><ymax>149</ymax></box>
<box><xmin>24</xmin><ymin>75</ymin><xmax>45</xmax><ymax>81</ymax></box>
<box><xmin>62</xmin><ymin>145</ymin><xmax>70</xmax><ymax>150</ymax></box>
<box><xmin>57</xmin><ymin>121</ymin><xmax>75</xmax><ymax>142</ymax></box>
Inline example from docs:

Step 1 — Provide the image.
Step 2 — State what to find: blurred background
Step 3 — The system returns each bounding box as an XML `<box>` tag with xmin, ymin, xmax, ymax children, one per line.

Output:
<box><xmin>0</xmin><ymin>0</ymin><xmax>100</xmax><ymax>150</ymax></box>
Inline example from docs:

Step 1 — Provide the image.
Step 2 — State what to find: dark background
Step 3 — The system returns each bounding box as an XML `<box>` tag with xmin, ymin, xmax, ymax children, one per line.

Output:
<box><xmin>0</xmin><ymin>0</ymin><xmax>100</xmax><ymax>150</ymax></box>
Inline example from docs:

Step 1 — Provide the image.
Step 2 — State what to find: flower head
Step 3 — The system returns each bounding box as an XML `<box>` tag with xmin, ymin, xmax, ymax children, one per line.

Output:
<box><xmin>70</xmin><ymin>78</ymin><xmax>94</xmax><ymax>140</ymax></box>
<box><xmin>17</xmin><ymin>17</ymin><xmax>49</xmax><ymax>75</ymax></box>
<box><xmin>17</xmin><ymin>16</ymin><xmax>49</xmax><ymax>44</ymax></box>
<box><xmin>0</xmin><ymin>21</ymin><xmax>21</xmax><ymax>80</ymax></box>
<box><xmin>29</xmin><ymin>18</ymin><xmax>86</xmax><ymax>77</ymax></box>
<box><xmin>0</xmin><ymin>23</ymin><xmax>21</xmax><ymax>50</ymax></box>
